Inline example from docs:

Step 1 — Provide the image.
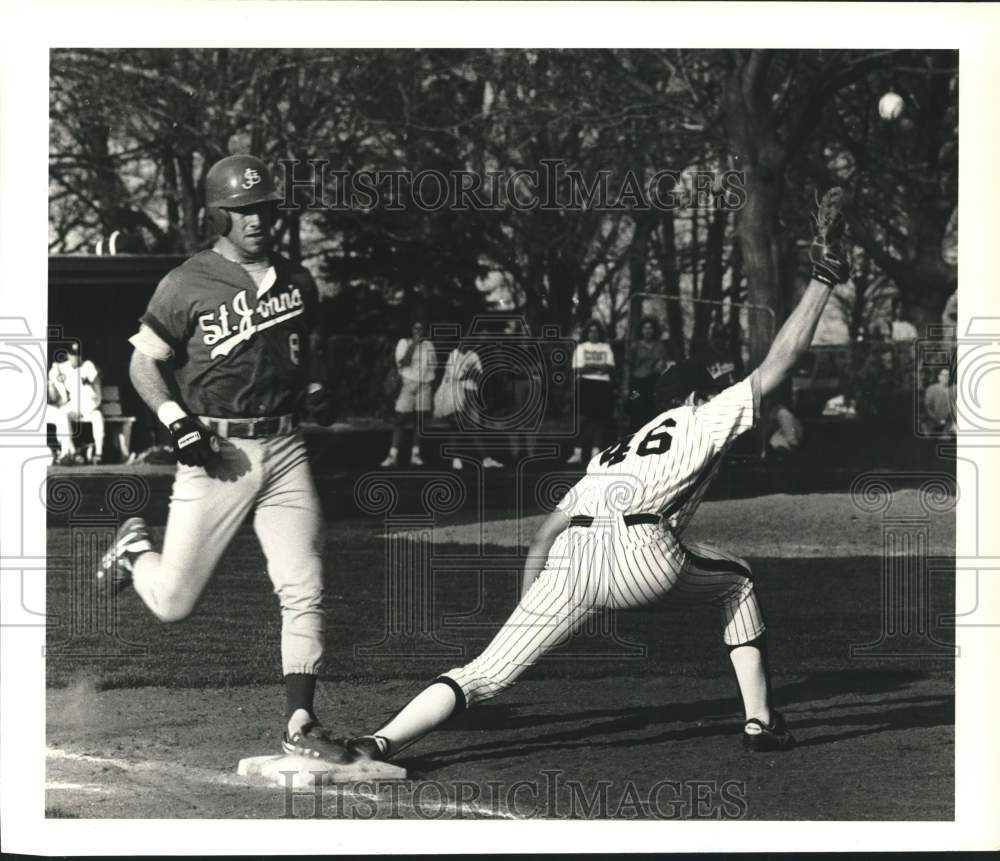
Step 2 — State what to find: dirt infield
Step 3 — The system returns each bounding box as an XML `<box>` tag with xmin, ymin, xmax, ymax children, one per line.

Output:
<box><xmin>46</xmin><ymin>671</ymin><xmax>952</xmax><ymax>820</ymax></box>
<box><xmin>45</xmin><ymin>491</ymin><xmax>956</xmax><ymax>820</ymax></box>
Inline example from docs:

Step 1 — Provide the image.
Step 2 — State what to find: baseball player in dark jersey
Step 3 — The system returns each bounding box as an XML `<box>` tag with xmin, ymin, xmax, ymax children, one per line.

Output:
<box><xmin>332</xmin><ymin>189</ymin><xmax>852</xmax><ymax>764</ymax></box>
<box><xmin>95</xmin><ymin>155</ymin><xmax>347</xmax><ymax>761</ymax></box>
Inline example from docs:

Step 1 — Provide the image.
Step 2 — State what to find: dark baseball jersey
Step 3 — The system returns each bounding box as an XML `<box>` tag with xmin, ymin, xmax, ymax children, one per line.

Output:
<box><xmin>139</xmin><ymin>250</ymin><xmax>319</xmax><ymax>417</ymax></box>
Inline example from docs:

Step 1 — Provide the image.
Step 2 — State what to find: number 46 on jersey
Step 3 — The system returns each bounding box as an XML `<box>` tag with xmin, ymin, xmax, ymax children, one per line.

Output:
<box><xmin>599</xmin><ymin>418</ymin><xmax>677</xmax><ymax>466</ymax></box>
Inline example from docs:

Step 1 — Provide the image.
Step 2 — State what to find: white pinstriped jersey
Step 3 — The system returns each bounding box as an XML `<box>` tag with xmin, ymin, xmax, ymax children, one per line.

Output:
<box><xmin>440</xmin><ymin>374</ymin><xmax>765</xmax><ymax>708</ymax></box>
<box><xmin>557</xmin><ymin>371</ymin><xmax>761</xmax><ymax>535</ymax></box>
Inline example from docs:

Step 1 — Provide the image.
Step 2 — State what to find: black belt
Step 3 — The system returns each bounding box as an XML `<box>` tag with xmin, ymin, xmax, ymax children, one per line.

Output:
<box><xmin>199</xmin><ymin>414</ymin><xmax>298</xmax><ymax>439</ymax></box>
<box><xmin>569</xmin><ymin>514</ymin><xmax>661</xmax><ymax>528</ymax></box>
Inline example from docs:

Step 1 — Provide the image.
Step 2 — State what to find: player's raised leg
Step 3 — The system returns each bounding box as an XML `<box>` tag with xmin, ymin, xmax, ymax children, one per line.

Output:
<box><xmin>674</xmin><ymin>539</ymin><xmax>793</xmax><ymax>751</ymax></box>
<box><xmin>98</xmin><ymin>438</ymin><xmax>262</xmax><ymax>620</ymax></box>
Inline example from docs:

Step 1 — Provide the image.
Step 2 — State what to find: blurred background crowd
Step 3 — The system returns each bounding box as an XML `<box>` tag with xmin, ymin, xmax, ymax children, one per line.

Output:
<box><xmin>46</xmin><ymin>48</ymin><xmax>958</xmax><ymax>469</ymax></box>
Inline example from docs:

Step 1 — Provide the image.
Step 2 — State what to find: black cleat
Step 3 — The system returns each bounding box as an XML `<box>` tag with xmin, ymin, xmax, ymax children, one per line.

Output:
<box><xmin>95</xmin><ymin>516</ymin><xmax>152</xmax><ymax>592</ymax></box>
<box><xmin>282</xmin><ymin>722</ymin><xmax>352</xmax><ymax>764</ymax></box>
<box><xmin>742</xmin><ymin>711</ymin><xmax>796</xmax><ymax>752</ymax></box>
<box><xmin>345</xmin><ymin>735</ymin><xmax>390</xmax><ymax>761</ymax></box>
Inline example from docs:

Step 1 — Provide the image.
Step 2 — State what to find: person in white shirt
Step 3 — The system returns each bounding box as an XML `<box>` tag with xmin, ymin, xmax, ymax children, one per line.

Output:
<box><xmin>47</xmin><ymin>343</ymin><xmax>105</xmax><ymax>464</ymax></box>
<box><xmin>46</xmin><ymin>385</ymin><xmax>77</xmax><ymax>464</ymax></box>
<box><xmin>381</xmin><ymin>321</ymin><xmax>437</xmax><ymax>468</ymax></box>
<box><xmin>765</xmin><ymin>402</ymin><xmax>805</xmax><ymax>460</ymax></box>
<box><xmin>436</xmin><ymin>343</ymin><xmax>504</xmax><ymax>470</ymax></box>
<box><xmin>890</xmin><ymin>304</ymin><xmax>918</xmax><ymax>342</ymax></box>
<box><xmin>567</xmin><ymin>320</ymin><xmax>615</xmax><ymax>465</ymax></box>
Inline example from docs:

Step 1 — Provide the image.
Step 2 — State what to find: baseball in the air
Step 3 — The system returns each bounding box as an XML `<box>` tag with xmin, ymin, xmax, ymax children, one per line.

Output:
<box><xmin>879</xmin><ymin>92</ymin><xmax>904</xmax><ymax>121</ymax></box>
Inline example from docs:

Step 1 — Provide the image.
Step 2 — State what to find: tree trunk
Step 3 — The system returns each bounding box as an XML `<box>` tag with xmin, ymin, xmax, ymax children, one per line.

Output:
<box><xmin>287</xmin><ymin>211</ymin><xmax>301</xmax><ymax>263</ymax></box>
<box><xmin>737</xmin><ymin>176</ymin><xmax>785</xmax><ymax>369</ymax></box>
<box><xmin>175</xmin><ymin>152</ymin><xmax>200</xmax><ymax>253</ymax></box>
<box><xmin>689</xmin><ymin>207</ymin><xmax>700</xmax><ymax>304</ymax></box>
<box><xmin>655</xmin><ymin>208</ymin><xmax>685</xmax><ymax>361</ymax></box>
<box><xmin>627</xmin><ymin>212</ymin><xmax>653</xmax><ymax>301</ymax></box>
<box><xmin>546</xmin><ymin>248</ymin><xmax>577</xmax><ymax>337</ymax></box>
<box><xmin>727</xmin><ymin>249</ymin><xmax>747</xmax><ymax>374</ymax></box>
<box><xmin>692</xmin><ymin>206</ymin><xmax>727</xmax><ymax>359</ymax></box>
<box><xmin>723</xmin><ymin>52</ymin><xmax>787</xmax><ymax>371</ymax></box>
<box><xmin>81</xmin><ymin>121</ymin><xmax>119</xmax><ymax>236</ymax></box>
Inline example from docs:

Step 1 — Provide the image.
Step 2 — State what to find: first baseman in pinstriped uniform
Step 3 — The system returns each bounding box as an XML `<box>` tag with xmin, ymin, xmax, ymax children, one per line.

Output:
<box><xmin>94</xmin><ymin>154</ymin><xmax>351</xmax><ymax>764</ymax></box>
<box><xmin>332</xmin><ymin>189</ymin><xmax>852</xmax><ymax>764</ymax></box>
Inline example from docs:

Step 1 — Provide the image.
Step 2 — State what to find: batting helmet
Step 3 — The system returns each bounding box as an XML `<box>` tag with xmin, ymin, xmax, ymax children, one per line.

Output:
<box><xmin>204</xmin><ymin>154</ymin><xmax>282</xmax><ymax>234</ymax></box>
<box><xmin>654</xmin><ymin>359</ymin><xmax>737</xmax><ymax>411</ymax></box>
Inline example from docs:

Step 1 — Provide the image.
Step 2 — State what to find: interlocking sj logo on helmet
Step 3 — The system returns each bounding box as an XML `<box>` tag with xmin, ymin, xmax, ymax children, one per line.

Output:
<box><xmin>241</xmin><ymin>168</ymin><xmax>262</xmax><ymax>190</ymax></box>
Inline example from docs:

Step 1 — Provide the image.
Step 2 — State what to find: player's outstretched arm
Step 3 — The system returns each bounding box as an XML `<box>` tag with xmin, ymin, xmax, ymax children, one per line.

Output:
<box><xmin>756</xmin><ymin>277</ymin><xmax>836</xmax><ymax>397</ymax></box>
<box><xmin>521</xmin><ymin>509</ymin><xmax>570</xmax><ymax>597</ymax></box>
<box><xmin>756</xmin><ymin>188</ymin><xmax>851</xmax><ymax>398</ymax></box>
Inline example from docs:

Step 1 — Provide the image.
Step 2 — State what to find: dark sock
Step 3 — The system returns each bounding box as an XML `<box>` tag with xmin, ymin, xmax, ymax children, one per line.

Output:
<box><xmin>284</xmin><ymin>673</ymin><xmax>317</xmax><ymax>723</ymax></box>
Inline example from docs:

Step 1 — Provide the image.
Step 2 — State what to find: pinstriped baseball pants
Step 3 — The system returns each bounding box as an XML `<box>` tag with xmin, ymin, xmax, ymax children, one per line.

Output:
<box><xmin>444</xmin><ymin>520</ymin><xmax>765</xmax><ymax>708</ymax></box>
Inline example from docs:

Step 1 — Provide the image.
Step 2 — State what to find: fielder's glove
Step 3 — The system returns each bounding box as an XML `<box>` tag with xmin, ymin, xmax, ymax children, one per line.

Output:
<box><xmin>810</xmin><ymin>186</ymin><xmax>852</xmax><ymax>287</ymax></box>
<box><xmin>304</xmin><ymin>385</ymin><xmax>336</xmax><ymax>426</ymax></box>
<box><xmin>168</xmin><ymin>416</ymin><xmax>220</xmax><ymax>467</ymax></box>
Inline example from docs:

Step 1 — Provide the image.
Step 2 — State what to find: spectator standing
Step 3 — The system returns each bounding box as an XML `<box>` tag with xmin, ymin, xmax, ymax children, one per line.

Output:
<box><xmin>381</xmin><ymin>321</ymin><xmax>436</xmax><ymax>468</ymax></box>
<box><xmin>502</xmin><ymin>318</ymin><xmax>543</xmax><ymax>461</ymax></box>
<box><xmin>890</xmin><ymin>304</ymin><xmax>918</xmax><ymax>342</ymax></box>
<box><xmin>567</xmin><ymin>320</ymin><xmax>615</xmax><ymax>465</ymax></box>
<box><xmin>626</xmin><ymin>316</ymin><xmax>670</xmax><ymax>430</ymax></box>
<box><xmin>941</xmin><ymin>291</ymin><xmax>958</xmax><ymax>334</ymax></box>
<box><xmin>923</xmin><ymin>368</ymin><xmax>956</xmax><ymax>435</ymax></box>
<box><xmin>48</xmin><ymin>343</ymin><xmax>105</xmax><ymax>463</ymax></box>
<box><xmin>436</xmin><ymin>343</ymin><xmax>504</xmax><ymax>470</ymax></box>
<box><xmin>765</xmin><ymin>403</ymin><xmax>805</xmax><ymax>460</ymax></box>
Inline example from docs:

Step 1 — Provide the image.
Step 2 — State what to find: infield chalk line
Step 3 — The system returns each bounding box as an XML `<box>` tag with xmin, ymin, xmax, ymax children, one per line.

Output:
<box><xmin>46</xmin><ymin>747</ymin><xmax>523</xmax><ymax>819</ymax></box>
<box><xmin>47</xmin><ymin>746</ymin><xmax>253</xmax><ymax>788</ymax></box>
<box><xmin>46</xmin><ymin>781</ymin><xmax>109</xmax><ymax>793</ymax></box>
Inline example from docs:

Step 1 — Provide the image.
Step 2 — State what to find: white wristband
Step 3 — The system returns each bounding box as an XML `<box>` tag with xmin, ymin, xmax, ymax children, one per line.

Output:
<box><xmin>157</xmin><ymin>400</ymin><xmax>187</xmax><ymax>427</ymax></box>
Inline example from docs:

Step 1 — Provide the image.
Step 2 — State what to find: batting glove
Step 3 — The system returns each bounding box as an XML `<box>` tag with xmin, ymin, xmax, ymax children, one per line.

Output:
<box><xmin>304</xmin><ymin>385</ymin><xmax>336</xmax><ymax>426</ymax></box>
<box><xmin>168</xmin><ymin>416</ymin><xmax>220</xmax><ymax>467</ymax></box>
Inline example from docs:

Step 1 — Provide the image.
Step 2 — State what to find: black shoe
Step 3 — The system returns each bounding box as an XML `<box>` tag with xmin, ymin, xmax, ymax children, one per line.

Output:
<box><xmin>282</xmin><ymin>721</ymin><xmax>352</xmax><ymax>763</ymax></box>
<box><xmin>95</xmin><ymin>516</ymin><xmax>151</xmax><ymax>592</ymax></box>
<box><xmin>345</xmin><ymin>734</ymin><xmax>390</xmax><ymax>761</ymax></box>
<box><xmin>742</xmin><ymin>711</ymin><xmax>795</xmax><ymax>752</ymax></box>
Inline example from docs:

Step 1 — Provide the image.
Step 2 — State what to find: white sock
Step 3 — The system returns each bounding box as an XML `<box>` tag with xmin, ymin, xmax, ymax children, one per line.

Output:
<box><xmin>729</xmin><ymin>643</ymin><xmax>771</xmax><ymax>725</ymax></box>
<box><xmin>375</xmin><ymin>680</ymin><xmax>459</xmax><ymax>754</ymax></box>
